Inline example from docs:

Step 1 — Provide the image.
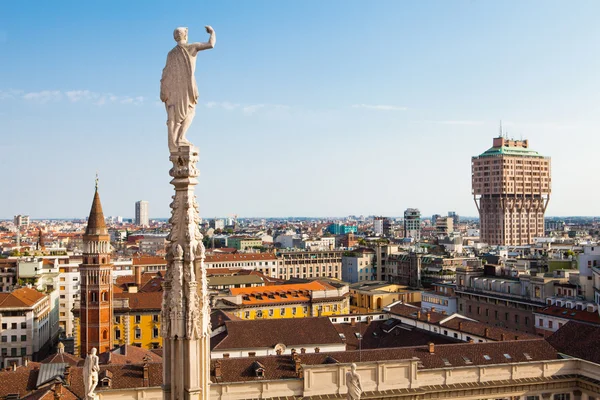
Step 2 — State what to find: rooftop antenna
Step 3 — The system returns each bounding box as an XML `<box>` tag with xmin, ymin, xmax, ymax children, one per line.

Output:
<box><xmin>499</xmin><ymin>120</ymin><xmax>503</xmax><ymax>137</ymax></box>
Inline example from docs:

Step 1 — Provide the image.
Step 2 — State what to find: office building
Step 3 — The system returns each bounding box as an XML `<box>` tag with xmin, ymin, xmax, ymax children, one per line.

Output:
<box><xmin>135</xmin><ymin>200</ymin><xmax>149</xmax><ymax>227</ymax></box>
<box><xmin>472</xmin><ymin>136</ymin><xmax>551</xmax><ymax>245</ymax></box>
<box><xmin>404</xmin><ymin>208</ymin><xmax>421</xmax><ymax>241</ymax></box>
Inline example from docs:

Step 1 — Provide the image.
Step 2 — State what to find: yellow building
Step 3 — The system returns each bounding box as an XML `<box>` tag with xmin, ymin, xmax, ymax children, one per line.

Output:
<box><xmin>74</xmin><ymin>290</ymin><xmax>163</xmax><ymax>354</ymax></box>
<box><xmin>215</xmin><ymin>280</ymin><xmax>350</xmax><ymax>320</ymax></box>
<box><xmin>349</xmin><ymin>281</ymin><xmax>421</xmax><ymax>312</ymax></box>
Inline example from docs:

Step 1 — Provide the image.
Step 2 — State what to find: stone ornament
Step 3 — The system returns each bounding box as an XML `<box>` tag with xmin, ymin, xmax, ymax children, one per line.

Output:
<box><xmin>83</xmin><ymin>347</ymin><xmax>100</xmax><ymax>400</ymax></box>
<box><xmin>346</xmin><ymin>363</ymin><xmax>363</xmax><ymax>400</ymax></box>
<box><xmin>161</xmin><ymin>26</ymin><xmax>216</xmax><ymax>154</ymax></box>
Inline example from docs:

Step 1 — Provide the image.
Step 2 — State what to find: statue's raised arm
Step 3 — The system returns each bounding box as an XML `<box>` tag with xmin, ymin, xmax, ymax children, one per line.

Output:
<box><xmin>191</xmin><ymin>26</ymin><xmax>216</xmax><ymax>53</ymax></box>
<box><xmin>160</xmin><ymin>26</ymin><xmax>216</xmax><ymax>153</ymax></box>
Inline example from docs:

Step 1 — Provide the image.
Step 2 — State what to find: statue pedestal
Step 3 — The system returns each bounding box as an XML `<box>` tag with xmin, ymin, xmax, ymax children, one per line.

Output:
<box><xmin>163</xmin><ymin>144</ymin><xmax>211</xmax><ymax>400</ymax></box>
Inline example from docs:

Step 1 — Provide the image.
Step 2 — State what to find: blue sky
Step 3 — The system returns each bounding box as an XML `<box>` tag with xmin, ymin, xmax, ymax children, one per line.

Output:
<box><xmin>1</xmin><ymin>1</ymin><xmax>600</xmax><ymax>219</ymax></box>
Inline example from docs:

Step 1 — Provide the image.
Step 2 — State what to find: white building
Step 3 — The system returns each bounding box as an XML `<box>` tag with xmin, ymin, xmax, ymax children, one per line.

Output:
<box><xmin>205</xmin><ymin>253</ymin><xmax>279</xmax><ymax>277</ymax></box>
<box><xmin>578</xmin><ymin>244</ymin><xmax>600</xmax><ymax>302</ymax></box>
<box><xmin>373</xmin><ymin>219</ymin><xmax>384</xmax><ymax>235</ymax></box>
<box><xmin>342</xmin><ymin>249</ymin><xmax>375</xmax><ymax>283</ymax></box>
<box><xmin>0</xmin><ymin>287</ymin><xmax>55</xmax><ymax>368</ymax></box>
<box><xmin>135</xmin><ymin>200</ymin><xmax>149</xmax><ymax>227</ymax></box>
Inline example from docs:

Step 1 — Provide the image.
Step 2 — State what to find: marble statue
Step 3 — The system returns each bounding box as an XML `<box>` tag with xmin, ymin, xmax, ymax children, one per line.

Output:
<box><xmin>346</xmin><ymin>363</ymin><xmax>363</xmax><ymax>400</ymax></box>
<box><xmin>83</xmin><ymin>347</ymin><xmax>100</xmax><ymax>400</ymax></box>
<box><xmin>161</xmin><ymin>26</ymin><xmax>216</xmax><ymax>153</ymax></box>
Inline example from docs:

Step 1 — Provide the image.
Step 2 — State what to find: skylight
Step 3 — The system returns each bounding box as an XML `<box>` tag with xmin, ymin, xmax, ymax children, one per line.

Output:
<box><xmin>462</xmin><ymin>356</ymin><xmax>472</xmax><ymax>364</ymax></box>
<box><xmin>442</xmin><ymin>358</ymin><xmax>451</xmax><ymax>366</ymax></box>
<box><xmin>524</xmin><ymin>353</ymin><xmax>532</xmax><ymax>360</ymax></box>
<box><xmin>503</xmin><ymin>354</ymin><xmax>512</xmax><ymax>359</ymax></box>
<box><xmin>483</xmin><ymin>355</ymin><xmax>491</xmax><ymax>360</ymax></box>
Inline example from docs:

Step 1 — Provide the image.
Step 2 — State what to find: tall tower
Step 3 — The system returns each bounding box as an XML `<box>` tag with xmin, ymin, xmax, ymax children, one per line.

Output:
<box><xmin>162</xmin><ymin>146</ymin><xmax>210</xmax><ymax>400</ymax></box>
<box><xmin>79</xmin><ymin>183</ymin><xmax>113</xmax><ymax>355</ymax></box>
<box><xmin>135</xmin><ymin>200</ymin><xmax>149</xmax><ymax>226</ymax></box>
<box><xmin>472</xmin><ymin>136</ymin><xmax>551</xmax><ymax>246</ymax></box>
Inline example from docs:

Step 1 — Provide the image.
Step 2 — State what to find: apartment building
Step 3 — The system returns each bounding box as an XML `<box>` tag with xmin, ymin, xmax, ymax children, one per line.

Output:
<box><xmin>205</xmin><ymin>253</ymin><xmax>278</xmax><ymax>277</ymax></box>
<box><xmin>0</xmin><ymin>288</ymin><xmax>55</xmax><ymax>368</ymax></box>
<box><xmin>228</xmin><ymin>236</ymin><xmax>262</xmax><ymax>251</ymax></box>
<box><xmin>342</xmin><ymin>248</ymin><xmax>375</xmax><ymax>283</ymax></box>
<box><xmin>277</xmin><ymin>250</ymin><xmax>343</xmax><ymax>280</ymax></box>
<box><xmin>421</xmin><ymin>282</ymin><xmax>458</xmax><ymax>314</ymax></box>
<box><xmin>215</xmin><ymin>281</ymin><xmax>350</xmax><ymax>320</ymax></box>
<box><xmin>0</xmin><ymin>260</ymin><xmax>17</xmax><ymax>293</ymax></box>
<box><xmin>454</xmin><ymin>264</ymin><xmax>567</xmax><ymax>334</ymax></box>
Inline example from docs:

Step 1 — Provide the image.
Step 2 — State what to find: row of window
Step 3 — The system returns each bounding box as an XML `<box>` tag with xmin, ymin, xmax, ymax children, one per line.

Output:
<box><xmin>1</xmin><ymin>323</ymin><xmax>26</xmax><ymax>330</ymax></box>
<box><xmin>0</xmin><ymin>335</ymin><xmax>27</xmax><ymax>342</ymax></box>
<box><xmin>114</xmin><ymin>327</ymin><xmax>160</xmax><ymax>340</ymax></box>
<box><xmin>461</xmin><ymin>304</ymin><xmax>530</xmax><ymax>326</ymax></box>
<box><xmin>114</xmin><ymin>315</ymin><xmax>160</xmax><ymax>324</ymax></box>
<box><xmin>0</xmin><ymin>347</ymin><xmax>26</xmax><ymax>357</ymax></box>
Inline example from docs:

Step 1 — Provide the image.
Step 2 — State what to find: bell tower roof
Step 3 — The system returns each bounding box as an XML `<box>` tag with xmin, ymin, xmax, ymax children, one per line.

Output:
<box><xmin>85</xmin><ymin>188</ymin><xmax>108</xmax><ymax>236</ymax></box>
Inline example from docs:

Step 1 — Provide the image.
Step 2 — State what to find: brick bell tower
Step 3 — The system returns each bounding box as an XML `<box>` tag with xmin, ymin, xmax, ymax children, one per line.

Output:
<box><xmin>79</xmin><ymin>179</ymin><xmax>113</xmax><ymax>355</ymax></box>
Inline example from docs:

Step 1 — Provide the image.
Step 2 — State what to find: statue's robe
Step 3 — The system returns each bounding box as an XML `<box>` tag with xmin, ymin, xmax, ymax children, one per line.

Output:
<box><xmin>161</xmin><ymin>44</ymin><xmax>198</xmax><ymax>125</ymax></box>
<box><xmin>346</xmin><ymin>371</ymin><xmax>362</xmax><ymax>400</ymax></box>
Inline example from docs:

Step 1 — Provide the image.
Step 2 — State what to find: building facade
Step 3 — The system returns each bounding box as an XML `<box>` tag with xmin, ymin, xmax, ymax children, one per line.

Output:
<box><xmin>135</xmin><ymin>200</ymin><xmax>149</xmax><ymax>227</ymax></box>
<box><xmin>472</xmin><ymin>136</ymin><xmax>551</xmax><ymax>246</ymax></box>
<box><xmin>404</xmin><ymin>209</ymin><xmax>421</xmax><ymax>241</ymax></box>
<box><xmin>342</xmin><ymin>248</ymin><xmax>375</xmax><ymax>283</ymax></box>
<box><xmin>277</xmin><ymin>250</ymin><xmax>343</xmax><ymax>280</ymax></box>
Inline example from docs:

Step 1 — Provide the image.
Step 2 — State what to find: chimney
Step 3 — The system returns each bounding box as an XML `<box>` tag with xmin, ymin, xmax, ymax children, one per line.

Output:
<box><xmin>417</xmin><ymin>311</ymin><xmax>422</xmax><ymax>319</ymax></box>
<box><xmin>484</xmin><ymin>328</ymin><xmax>490</xmax><ymax>338</ymax></box>
<box><xmin>441</xmin><ymin>310</ymin><xmax>447</xmax><ymax>315</ymax></box>
<box><xmin>143</xmin><ymin>363</ymin><xmax>149</xmax><ymax>387</ymax></box>
<box><xmin>501</xmin><ymin>333</ymin><xmax>506</xmax><ymax>341</ymax></box>
<box><xmin>431</xmin><ymin>307</ymin><xmax>436</xmax><ymax>312</ymax></box>
<box><xmin>24</xmin><ymin>357</ymin><xmax>28</xmax><ymax>367</ymax></box>
<box><xmin>468</xmin><ymin>338</ymin><xmax>474</xmax><ymax>343</ymax></box>
<box><xmin>426</xmin><ymin>312</ymin><xmax>431</xmax><ymax>322</ymax></box>
<box><xmin>53</xmin><ymin>380</ymin><xmax>62</xmax><ymax>400</ymax></box>
<box><xmin>64</xmin><ymin>366</ymin><xmax>71</xmax><ymax>386</ymax></box>
<box><xmin>458</xmin><ymin>321</ymin><xmax>464</xmax><ymax>330</ymax></box>
<box><xmin>11</xmin><ymin>362</ymin><xmax>17</xmax><ymax>371</ymax></box>
<box><xmin>214</xmin><ymin>360</ymin><xmax>222</xmax><ymax>379</ymax></box>
<box><xmin>428</xmin><ymin>342</ymin><xmax>435</xmax><ymax>354</ymax></box>
<box><xmin>350</xmin><ymin>318</ymin><xmax>356</xmax><ymax>327</ymax></box>
<box><xmin>514</xmin><ymin>335</ymin><xmax>519</xmax><ymax>341</ymax></box>
<box><xmin>135</xmin><ymin>265</ymin><xmax>142</xmax><ymax>287</ymax></box>
<box><xmin>294</xmin><ymin>357</ymin><xmax>303</xmax><ymax>377</ymax></box>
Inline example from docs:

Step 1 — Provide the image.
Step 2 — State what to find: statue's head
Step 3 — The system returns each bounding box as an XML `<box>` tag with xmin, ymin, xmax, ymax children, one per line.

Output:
<box><xmin>350</xmin><ymin>363</ymin><xmax>357</xmax><ymax>372</ymax></box>
<box><xmin>174</xmin><ymin>27</ymin><xmax>188</xmax><ymax>44</ymax></box>
<box><xmin>91</xmin><ymin>347</ymin><xmax>97</xmax><ymax>356</ymax></box>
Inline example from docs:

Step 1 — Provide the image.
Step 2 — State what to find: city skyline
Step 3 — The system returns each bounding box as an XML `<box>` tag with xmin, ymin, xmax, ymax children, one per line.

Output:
<box><xmin>2</xmin><ymin>1</ymin><xmax>600</xmax><ymax>218</ymax></box>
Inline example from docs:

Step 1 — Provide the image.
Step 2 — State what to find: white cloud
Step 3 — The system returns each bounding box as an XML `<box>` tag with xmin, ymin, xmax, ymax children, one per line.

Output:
<box><xmin>9</xmin><ymin>89</ymin><xmax>146</xmax><ymax>106</ymax></box>
<box><xmin>204</xmin><ymin>101</ymin><xmax>240</xmax><ymax>110</ymax></box>
<box><xmin>351</xmin><ymin>104</ymin><xmax>408</xmax><ymax>111</ymax></box>
<box><xmin>242</xmin><ymin>104</ymin><xmax>265</xmax><ymax>115</ymax></box>
<box><xmin>22</xmin><ymin>90</ymin><xmax>62</xmax><ymax>103</ymax></box>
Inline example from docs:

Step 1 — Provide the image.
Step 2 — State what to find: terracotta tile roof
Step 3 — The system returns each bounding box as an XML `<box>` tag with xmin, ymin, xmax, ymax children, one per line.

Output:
<box><xmin>211</xmin><ymin>310</ymin><xmax>241</xmax><ymax>330</ymax></box>
<box><xmin>535</xmin><ymin>305</ymin><xmax>600</xmax><ymax>325</ymax></box>
<box><xmin>0</xmin><ymin>287</ymin><xmax>46</xmax><ymax>308</ymax></box>
<box><xmin>0</xmin><ymin>362</ymin><xmax>42</xmax><ymax>397</ymax></box>
<box><xmin>132</xmin><ymin>256</ymin><xmax>167</xmax><ymax>266</ymax></box>
<box><xmin>22</xmin><ymin>385</ymin><xmax>79</xmax><ymax>400</ymax></box>
<box><xmin>205</xmin><ymin>253</ymin><xmax>277</xmax><ymax>263</ymax></box>
<box><xmin>40</xmin><ymin>352</ymin><xmax>83</xmax><ymax>366</ymax></box>
<box><xmin>211</xmin><ymin>339</ymin><xmax>558</xmax><ymax>383</ymax></box>
<box><xmin>98</xmin><ymin>345</ymin><xmax>162</xmax><ymax>365</ymax></box>
<box><xmin>113</xmin><ymin>292</ymin><xmax>162</xmax><ymax>311</ymax></box>
<box><xmin>334</xmin><ymin>320</ymin><xmax>458</xmax><ymax>351</ymax></box>
<box><xmin>546</xmin><ymin>321</ymin><xmax>600</xmax><ymax>364</ymax></box>
<box><xmin>140</xmin><ymin>276</ymin><xmax>164</xmax><ymax>292</ymax></box>
<box><xmin>212</xmin><ymin>317</ymin><xmax>343</xmax><ymax>351</ymax></box>
<box><xmin>388</xmin><ymin>303</ymin><xmax>538</xmax><ymax>341</ymax></box>
<box><xmin>230</xmin><ymin>280</ymin><xmax>334</xmax><ymax>296</ymax></box>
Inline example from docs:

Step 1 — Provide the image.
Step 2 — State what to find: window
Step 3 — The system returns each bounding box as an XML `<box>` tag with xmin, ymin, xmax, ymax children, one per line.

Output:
<box><xmin>115</xmin><ymin>316</ymin><xmax>121</xmax><ymax>324</ymax></box>
<box><xmin>248</xmin><ymin>352</ymin><xmax>256</xmax><ymax>357</ymax></box>
<box><xmin>134</xmin><ymin>328</ymin><xmax>141</xmax><ymax>339</ymax></box>
<box><xmin>1</xmin><ymin>336</ymin><xmax>6</xmax><ymax>343</ymax></box>
<box><xmin>11</xmin><ymin>323</ymin><xmax>16</xmax><ymax>329</ymax></box>
<box><xmin>20</xmin><ymin>348</ymin><xmax>26</xmax><ymax>356</ymax></box>
<box><xmin>20</xmin><ymin>335</ymin><xmax>26</xmax><ymax>342</ymax></box>
<box><xmin>11</xmin><ymin>335</ymin><xmax>16</xmax><ymax>342</ymax></box>
<box><xmin>153</xmin><ymin>314</ymin><xmax>159</xmax><ymax>323</ymax></box>
<box><xmin>1</xmin><ymin>323</ymin><xmax>6</xmax><ymax>330</ymax></box>
<box><xmin>553</xmin><ymin>395</ymin><xmax>570</xmax><ymax>400</ymax></box>
<box><xmin>135</xmin><ymin>315</ymin><xmax>141</xmax><ymax>324</ymax></box>
<box><xmin>153</xmin><ymin>327</ymin><xmax>159</xmax><ymax>338</ymax></box>
<box><xmin>256</xmin><ymin>310</ymin><xmax>263</xmax><ymax>318</ymax></box>
<box><xmin>280</xmin><ymin>308</ymin><xmax>286</xmax><ymax>315</ymax></box>
<box><xmin>20</xmin><ymin>323</ymin><xmax>26</xmax><ymax>329</ymax></box>
<box><xmin>115</xmin><ymin>329</ymin><xmax>121</xmax><ymax>340</ymax></box>
<box><xmin>10</xmin><ymin>348</ymin><xmax>16</xmax><ymax>356</ymax></box>
<box><xmin>268</xmin><ymin>309</ymin><xmax>273</xmax><ymax>317</ymax></box>
<box><xmin>244</xmin><ymin>311</ymin><xmax>250</xmax><ymax>319</ymax></box>
<box><xmin>483</xmin><ymin>355</ymin><xmax>491</xmax><ymax>360</ymax></box>
<box><xmin>503</xmin><ymin>353</ymin><xmax>512</xmax><ymax>360</ymax></box>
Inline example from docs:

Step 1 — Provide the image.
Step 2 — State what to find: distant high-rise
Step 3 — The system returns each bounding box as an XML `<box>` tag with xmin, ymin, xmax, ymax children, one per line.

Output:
<box><xmin>135</xmin><ymin>200</ymin><xmax>149</xmax><ymax>226</ymax></box>
<box><xmin>404</xmin><ymin>208</ymin><xmax>421</xmax><ymax>241</ymax></box>
<box><xmin>472</xmin><ymin>136</ymin><xmax>551</xmax><ymax>246</ymax></box>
